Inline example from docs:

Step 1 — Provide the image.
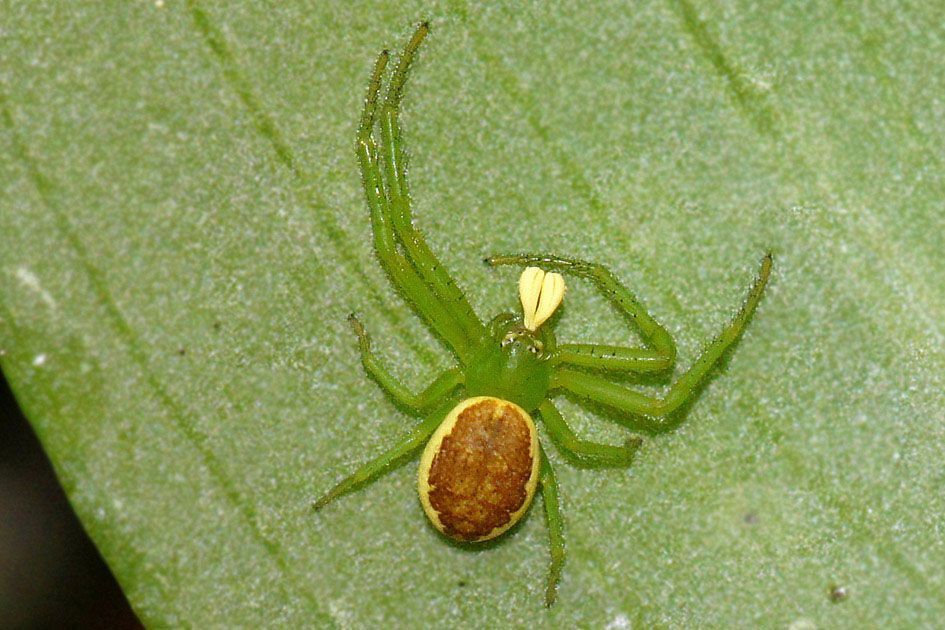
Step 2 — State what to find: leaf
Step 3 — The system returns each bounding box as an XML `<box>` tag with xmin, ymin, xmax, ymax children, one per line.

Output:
<box><xmin>2</xmin><ymin>1</ymin><xmax>944</xmax><ymax>626</ymax></box>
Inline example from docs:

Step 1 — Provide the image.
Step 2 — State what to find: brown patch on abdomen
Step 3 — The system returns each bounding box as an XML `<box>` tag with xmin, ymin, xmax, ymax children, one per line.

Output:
<box><xmin>427</xmin><ymin>399</ymin><xmax>534</xmax><ymax>541</ymax></box>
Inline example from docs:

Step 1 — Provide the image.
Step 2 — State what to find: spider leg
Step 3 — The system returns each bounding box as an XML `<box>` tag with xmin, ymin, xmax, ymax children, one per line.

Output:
<box><xmin>552</xmin><ymin>255</ymin><xmax>772</xmax><ymax>431</ymax></box>
<box><xmin>539</xmin><ymin>446</ymin><xmax>565</xmax><ymax>607</ymax></box>
<box><xmin>357</xmin><ymin>48</ymin><xmax>471</xmax><ymax>360</ymax></box>
<box><xmin>375</xmin><ymin>24</ymin><xmax>486</xmax><ymax>343</ymax></box>
<box><xmin>349</xmin><ymin>315</ymin><xmax>463</xmax><ymax>414</ymax></box>
<box><xmin>538</xmin><ymin>400</ymin><xmax>642</xmax><ymax>467</ymax></box>
<box><xmin>313</xmin><ymin>398</ymin><xmax>458</xmax><ymax>511</ymax></box>
<box><xmin>553</xmin><ymin>344</ymin><xmax>671</xmax><ymax>373</ymax></box>
<box><xmin>486</xmin><ymin>254</ymin><xmax>676</xmax><ymax>373</ymax></box>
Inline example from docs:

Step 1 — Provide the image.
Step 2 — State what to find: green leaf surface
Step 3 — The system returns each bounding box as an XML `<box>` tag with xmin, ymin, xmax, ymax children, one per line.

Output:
<box><xmin>2</xmin><ymin>1</ymin><xmax>943</xmax><ymax>626</ymax></box>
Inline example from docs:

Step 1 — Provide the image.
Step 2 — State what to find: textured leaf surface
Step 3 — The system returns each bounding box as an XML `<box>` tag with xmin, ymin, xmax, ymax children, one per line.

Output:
<box><xmin>2</xmin><ymin>1</ymin><xmax>943</xmax><ymax>626</ymax></box>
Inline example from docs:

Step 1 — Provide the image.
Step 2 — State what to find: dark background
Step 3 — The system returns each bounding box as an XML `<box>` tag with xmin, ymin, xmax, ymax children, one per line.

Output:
<box><xmin>0</xmin><ymin>370</ymin><xmax>141</xmax><ymax>629</ymax></box>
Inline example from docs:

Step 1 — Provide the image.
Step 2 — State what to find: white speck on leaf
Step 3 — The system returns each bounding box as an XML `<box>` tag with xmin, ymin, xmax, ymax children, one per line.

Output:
<box><xmin>14</xmin><ymin>267</ymin><xmax>57</xmax><ymax>310</ymax></box>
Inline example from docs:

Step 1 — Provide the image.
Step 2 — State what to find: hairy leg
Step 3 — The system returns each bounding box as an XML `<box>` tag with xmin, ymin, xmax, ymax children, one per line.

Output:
<box><xmin>539</xmin><ymin>446</ymin><xmax>565</xmax><ymax>607</ymax></box>
<box><xmin>374</xmin><ymin>24</ymin><xmax>485</xmax><ymax>342</ymax></box>
<box><xmin>313</xmin><ymin>398</ymin><xmax>457</xmax><ymax>511</ymax></box>
<box><xmin>349</xmin><ymin>315</ymin><xmax>463</xmax><ymax>413</ymax></box>
<box><xmin>356</xmin><ymin>47</ymin><xmax>471</xmax><ymax>359</ymax></box>
<box><xmin>538</xmin><ymin>400</ymin><xmax>642</xmax><ymax>467</ymax></box>
<box><xmin>487</xmin><ymin>254</ymin><xmax>676</xmax><ymax>373</ymax></box>
<box><xmin>553</xmin><ymin>254</ymin><xmax>772</xmax><ymax>430</ymax></box>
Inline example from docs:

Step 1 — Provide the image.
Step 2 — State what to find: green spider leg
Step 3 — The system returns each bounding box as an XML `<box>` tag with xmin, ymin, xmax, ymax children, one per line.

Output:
<box><xmin>348</xmin><ymin>315</ymin><xmax>463</xmax><ymax>413</ymax></box>
<box><xmin>539</xmin><ymin>446</ymin><xmax>565</xmax><ymax>607</ymax></box>
<box><xmin>537</xmin><ymin>400</ymin><xmax>642</xmax><ymax>467</ymax></box>
<box><xmin>319</xmin><ymin>25</ymin><xmax>482</xmax><ymax>517</ymax></box>
<box><xmin>376</xmin><ymin>24</ymin><xmax>486</xmax><ymax>346</ymax></box>
<box><xmin>356</xmin><ymin>37</ymin><xmax>471</xmax><ymax>360</ymax></box>
<box><xmin>313</xmin><ymin>398</ymin><xmax>459</xmax><ymax>511</ymax></box>
<box><xmin>487</xmin><ymin>254</ymin><xmax>677</xmax><ymax>373</ymax></box>
<box><xmin>551</xmin><ymin>254</ymin><xmax>772</xmax><ymax>432</ymax></box>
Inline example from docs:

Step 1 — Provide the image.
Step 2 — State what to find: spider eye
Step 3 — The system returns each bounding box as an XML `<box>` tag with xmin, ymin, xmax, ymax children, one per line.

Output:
<box><xmin>527</xmin><ymin>345</ymin><xmax>540</xmax><ymax>355</ymax></box>
<box><xmin>500</xmin><ymin>336</ymin><xmax>514</xmax><ymax>348</ymax></box>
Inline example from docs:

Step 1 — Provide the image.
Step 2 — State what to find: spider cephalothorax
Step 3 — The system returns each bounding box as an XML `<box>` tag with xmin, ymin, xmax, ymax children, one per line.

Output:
<box><xmin>313</xmin><ymin>23</ymin><xmax>772</xmax><ymax>606</ymax></box>
<box><xmin>464</xmin><ymin>302</ymin><xmax>559</xmax><ymax>412</ymax></box>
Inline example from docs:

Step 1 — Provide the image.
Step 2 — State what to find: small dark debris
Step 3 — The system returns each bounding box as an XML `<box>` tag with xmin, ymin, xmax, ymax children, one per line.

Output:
<box><xmin>743</xmin><ymin>512</ymin><xmax>759</xmax><ymax>525</ymax></box>
<box><xmin>457</xmin><ymin>579</ymin><xmax>467</xmax><ymax>588</ymax></box>
<box><xmin>828</xmin><ymin>584</ymin><xmax>848</xmax><ymax>603</ymax></box>
<box><xmin>213</xmin><ymin>321</ymin><xmax>222</xmax><ymax>331</ymax></box>
<box><xmin>177</xmin><ymin>347</ymin><xmax>186</xmax><ymax>356</ymax></box>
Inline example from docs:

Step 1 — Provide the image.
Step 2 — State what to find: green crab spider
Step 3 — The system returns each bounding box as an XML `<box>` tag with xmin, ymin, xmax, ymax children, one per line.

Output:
<box><xmin>314</xmin><ymin>22</ymin><xmax>772</xmax><ymax>607</ymax></box>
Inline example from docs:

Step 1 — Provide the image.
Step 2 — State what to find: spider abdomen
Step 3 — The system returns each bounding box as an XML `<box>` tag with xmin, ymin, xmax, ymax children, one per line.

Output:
<box><xmin>418</xmin><ymin>396</ymin><xmax>540</xmax><ymax>542</ymax></box>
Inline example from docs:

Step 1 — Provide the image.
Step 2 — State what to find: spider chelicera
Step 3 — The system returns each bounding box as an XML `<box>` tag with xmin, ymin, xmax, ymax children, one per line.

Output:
<box><xmin>313</xmin><ymin>23</ymin><xmax>772</xmax><ymax>606</ymax></box>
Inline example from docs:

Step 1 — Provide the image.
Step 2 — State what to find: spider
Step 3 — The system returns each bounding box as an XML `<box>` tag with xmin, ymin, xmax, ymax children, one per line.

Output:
<box><xmin>314</xmin><ymin>22</ymin><xmax>772</xmax><ymax>606</ymax></box>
